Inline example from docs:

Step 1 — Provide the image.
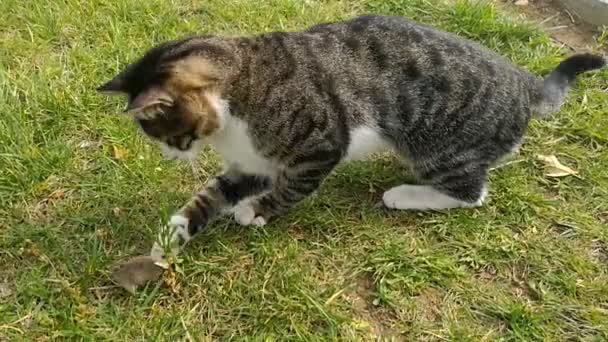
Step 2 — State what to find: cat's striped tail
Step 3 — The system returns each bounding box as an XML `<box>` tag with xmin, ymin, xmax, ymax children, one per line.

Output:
<box><xmin>533</xmin><ymin>53</ymin><xmax>605</xmax><ymax>118</ymax></box>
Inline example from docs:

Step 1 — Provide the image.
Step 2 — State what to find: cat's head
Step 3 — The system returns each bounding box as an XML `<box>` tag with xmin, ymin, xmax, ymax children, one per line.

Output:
<box><xmin>97</xmin><ymin>37</ymin><xmax>237</xmax><ymax>160</ymax></box>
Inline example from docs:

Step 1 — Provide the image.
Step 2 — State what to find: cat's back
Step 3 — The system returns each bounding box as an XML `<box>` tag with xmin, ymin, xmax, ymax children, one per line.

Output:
<box><xmin>238</xmin><ymin>15</ymin><xmax>540</xmax><ymax>139</ymax></box>
<box><xmin>306</xmin><ymin>15</ymin><xmax>539</xmax><ymax>112</ymax></box>
<box><xmin>246</xmin><ymin>14</ymin><xmax>538</xmax><ymax>99</ymax></box>
<box><xmin>305</xmin><ymin>15</ymin><xmax>531</xmax><ymax>76</ymax></box>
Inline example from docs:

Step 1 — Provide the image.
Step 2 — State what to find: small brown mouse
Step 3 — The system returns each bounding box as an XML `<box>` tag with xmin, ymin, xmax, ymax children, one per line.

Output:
<box><xmin>111</xmin><ymin>255</ymin><xmax>167</xmax><ymax>294</ymax></box>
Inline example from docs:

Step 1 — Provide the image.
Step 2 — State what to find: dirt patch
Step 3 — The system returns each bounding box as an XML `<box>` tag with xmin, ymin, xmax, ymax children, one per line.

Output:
<box><xmin>412</xmin><ymin>288</ymin><xmax>442</xmax><ymax>322</ymax></box>
<box><xmin>506</xmin><ymin>262</ymin><xmax>545</xmax><ymax>301</ymax></box>
<box><xmin>20</xmin><ymin>174</ymin><xmax>72</xmax><ymax>224</ymax></box>
<box><xmin>498</xmin><ymin>0</ymin><xmax>605</xmax><ymax>52</ymax></box>
<box><xmin>477</xmin><ymin>265</ymin><xmax>499</xmax><ymax>282</ymax></box>
<box><xmin>343</xmin><ymin>275</ymin><xmax>399</xmax><ymax>338</ymax></box>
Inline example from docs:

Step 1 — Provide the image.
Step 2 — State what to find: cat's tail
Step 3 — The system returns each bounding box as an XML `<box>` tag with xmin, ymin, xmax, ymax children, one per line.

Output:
<box><xmin>533</xmin><ymin>53</ymin><xmax>605</xmax><ymax>118</ymax></box>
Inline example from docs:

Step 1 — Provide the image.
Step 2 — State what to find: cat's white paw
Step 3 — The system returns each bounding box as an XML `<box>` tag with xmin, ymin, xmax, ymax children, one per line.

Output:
<box><xmin>168</xmin><ymin>215</ymin><xmax>191</xmax><ymax>241</ymax></box>
<box><xmin>383</xmin><ymin>184</ymin><xmax>482</xmax><ymax>210</ymax></box>
<box><xmin>233</xmin><ymin>201</ymin><xmax>266</xmax><ymax>227</ymax></box>
<box><xmin>149</xmin><ymin>214</ymin><xmax>190</xmax><ymax>258</ymax></box>
<box><xmin>382</xmin><ymin>185</ymin><xmax>425</xmax><ymax>210</ymax></box>
<box><xmin>234</xmin><ymin>201</ymin><xmax>255</xmax><ymax>225</ymax></box>
<box><xmin>169</xmin><ymin>214</ymin><xmax>189</xmax><ymax>230</ymax></box>
<box><xmin>251</xmin><ymin>216</ymin><xmax>267</xmax><ymax>227</ymax></box>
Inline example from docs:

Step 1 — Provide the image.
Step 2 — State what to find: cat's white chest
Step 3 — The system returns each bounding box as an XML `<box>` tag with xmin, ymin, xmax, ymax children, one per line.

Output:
<box><xmin>206</xmin><ymin>116</ymin><xmax>275</xmax><ymax>176</ymax></box>
<box><xmin>207</xmin><ymin>119</ymin><xmax>389</xmax><ymax>173</ymax></box>
<box><xmin>344</xmin><ymin>126</ymin><xmax>392</xmax><ymax>161</ymax></box>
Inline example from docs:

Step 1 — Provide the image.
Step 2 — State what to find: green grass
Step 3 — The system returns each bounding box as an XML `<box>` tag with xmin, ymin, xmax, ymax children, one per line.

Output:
<box><xmin>1</xmin><ymin>0</ymin><xmax>607</xmax><ymax>339</ymax></box>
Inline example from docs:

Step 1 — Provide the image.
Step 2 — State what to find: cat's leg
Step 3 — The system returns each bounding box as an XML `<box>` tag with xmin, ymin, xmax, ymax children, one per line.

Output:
<box><xmin>383</xmin><ymin>164</ymin><xmax>488</xmax><ymax>211</ymax></box>
<box><xmin>150</xmin><ymin>171</ymin><xmax>270</xmax><ymax>259</ymax></box>
<box><xmin>233</xmin><ymin>154</ymin><xmax>340</xmax><ymax>226</ymax></box>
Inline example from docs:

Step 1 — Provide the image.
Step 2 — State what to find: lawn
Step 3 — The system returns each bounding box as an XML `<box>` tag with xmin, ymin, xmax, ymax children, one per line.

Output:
<box><xmin>1</xmin><ymin>0</ymin><xmax>607</xmax><ymax>340</ymax></box>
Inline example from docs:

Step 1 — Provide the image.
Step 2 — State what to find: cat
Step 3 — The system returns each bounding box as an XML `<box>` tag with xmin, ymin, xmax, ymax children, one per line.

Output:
<box><xmin>97</xmin><ymin>15</ymin><xmax>605</xmax><ymax>259</ymax></box>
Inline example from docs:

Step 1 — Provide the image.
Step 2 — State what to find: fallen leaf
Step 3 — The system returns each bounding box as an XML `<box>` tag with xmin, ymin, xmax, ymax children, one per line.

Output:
<box><xmin>112</xmin><ymin>145</ymin><xmax>129</xmax><ymax>160</ymax></box>
<box><xmin>537</xmin><ymin>154</ymin><xmax>578</xmax><ymax>177</ymax></box>
<box><xmin>514</xmin><ymin>0</ymin><xmax>528</xmax><ymax>5</ymax></box>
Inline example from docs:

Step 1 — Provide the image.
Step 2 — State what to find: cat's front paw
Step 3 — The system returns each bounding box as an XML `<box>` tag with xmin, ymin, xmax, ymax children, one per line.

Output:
<box><xmin>150</xmin><ymin>215</ymin><xmax>190</xmax><ymax>258</ymax></box>
<box><xmin>233</xmin><ymin>200</ymin><xmax>267</xmax><ymax>227</ymax></box>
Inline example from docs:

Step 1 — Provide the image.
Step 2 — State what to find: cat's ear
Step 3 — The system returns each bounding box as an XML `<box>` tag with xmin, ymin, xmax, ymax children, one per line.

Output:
<box><xmin>126</xmin><ymin>86</ymin><xmax>174</xmax><ymax>114</ymax></box>
<box><xmin>97</xmin><ymin>74</ymin><xmax>127</xmax><ymax>96</ymax></box>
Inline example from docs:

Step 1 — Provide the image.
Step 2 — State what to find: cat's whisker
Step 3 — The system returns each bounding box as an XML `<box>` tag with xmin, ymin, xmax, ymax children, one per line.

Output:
<box><xmin>489</xmin><ymin>159</ymin><xmax>526</xmax><ymax>171</ymax></box>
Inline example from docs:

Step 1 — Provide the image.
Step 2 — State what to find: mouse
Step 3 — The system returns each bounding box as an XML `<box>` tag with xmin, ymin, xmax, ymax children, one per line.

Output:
<box><xmin>111</xmin><ymin>255</ymin><xmax>167</xmax><ymax>294</ymax></box>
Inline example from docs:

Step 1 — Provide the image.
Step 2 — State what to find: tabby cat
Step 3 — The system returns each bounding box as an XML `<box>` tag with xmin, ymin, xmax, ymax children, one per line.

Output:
<box><xmin>98</xmin><ymin>15</ymin><xmax>605</xmax><ymax>258</ymax></box>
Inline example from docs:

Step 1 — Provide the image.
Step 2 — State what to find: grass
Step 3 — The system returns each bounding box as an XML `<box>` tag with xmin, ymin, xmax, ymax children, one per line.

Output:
<box><xmin>1</xmin><ymin>0</ymin><xmax>607</xmax><ymax>340</ymax></box>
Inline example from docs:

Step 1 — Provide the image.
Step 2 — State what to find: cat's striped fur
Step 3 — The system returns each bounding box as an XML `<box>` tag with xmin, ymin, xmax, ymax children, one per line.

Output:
<box><xmin>98</xmin><ymin>15</ymin><xmax>605</xmax><ymax>258</ymax></box>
